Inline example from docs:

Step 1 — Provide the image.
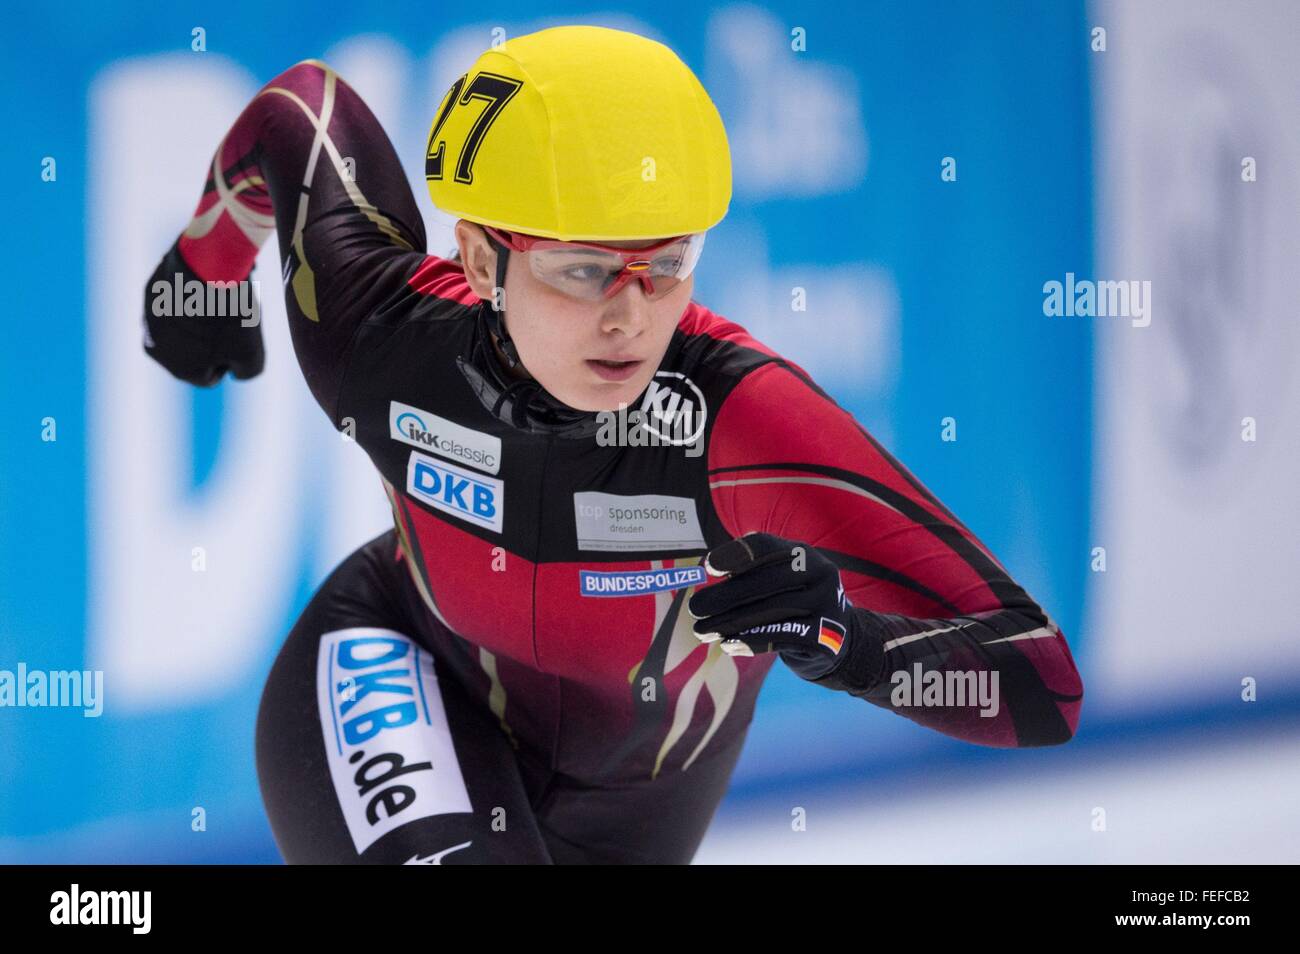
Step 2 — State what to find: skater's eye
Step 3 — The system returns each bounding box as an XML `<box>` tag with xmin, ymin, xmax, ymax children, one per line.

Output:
<box><xmin>561</xmin><ymin>263</ymin><xmax>613</xmax><ymax>282</ymax></box>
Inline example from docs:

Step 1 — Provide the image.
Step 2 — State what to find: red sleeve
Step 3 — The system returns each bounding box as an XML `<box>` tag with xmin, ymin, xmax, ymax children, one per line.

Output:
<box><xmin>157</xmin><ymin>59</ymin><xmax>428</xmax><ymax>423</ymax></box>
<box><xmin>708</xmin><ymin>360</ymin><xmax>1084</xmax><ymax>748</ymax></box>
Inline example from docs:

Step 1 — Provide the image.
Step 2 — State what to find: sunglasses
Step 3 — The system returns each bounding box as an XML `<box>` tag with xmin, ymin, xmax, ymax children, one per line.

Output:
<box><xmin>481</xmin><ymin>225</ymin><xmax>706</xmax><ymax>302</ymax></box>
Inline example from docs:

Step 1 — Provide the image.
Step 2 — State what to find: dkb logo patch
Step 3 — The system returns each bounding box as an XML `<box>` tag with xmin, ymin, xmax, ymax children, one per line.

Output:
<box><xmin>406</xmin><ymin>450</ymin><xmax>504</xmax><ymax>533</ymax></box>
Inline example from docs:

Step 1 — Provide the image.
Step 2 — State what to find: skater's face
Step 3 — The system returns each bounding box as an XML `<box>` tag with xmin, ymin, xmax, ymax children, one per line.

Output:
<box><xmin>456</xmin><ymin>220</ymin><xmax>692</xmax><ymax>413</ymax></box>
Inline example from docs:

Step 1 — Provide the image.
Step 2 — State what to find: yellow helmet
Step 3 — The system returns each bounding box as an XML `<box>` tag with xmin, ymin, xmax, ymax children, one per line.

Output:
<box><xmin>424</xmin><ymin>25</ymin><xmax>732</xmax><ymax>242</ymax></box>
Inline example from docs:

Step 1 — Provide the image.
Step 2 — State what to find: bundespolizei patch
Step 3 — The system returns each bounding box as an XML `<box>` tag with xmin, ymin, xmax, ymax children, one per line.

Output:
<box><xmin>578</xmin><ymin>565</ymin><xmax>707</xmax><ymax>597</ymax></box>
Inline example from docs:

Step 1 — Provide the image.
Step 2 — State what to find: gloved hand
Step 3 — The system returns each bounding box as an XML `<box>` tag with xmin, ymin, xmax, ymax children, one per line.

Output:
<box><xmin>142</xmin><ymin>237</ymin><xmax>265</xmax><ymax>387</ymax></box>
<box><xmin>686</xmin><ymin>531</ymin><xmax>858</xmax><ymax>681</ymax></box>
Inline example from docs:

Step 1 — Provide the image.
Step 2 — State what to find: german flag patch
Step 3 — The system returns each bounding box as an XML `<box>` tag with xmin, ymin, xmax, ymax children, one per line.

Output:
<box><xmin>817</xmin><ymin>617</ymin><xmax>846</xmax><ymax>655</ymax></box>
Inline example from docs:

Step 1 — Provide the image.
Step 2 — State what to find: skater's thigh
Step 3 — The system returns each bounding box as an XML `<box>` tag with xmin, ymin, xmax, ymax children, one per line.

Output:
<box><xmin>254</xmin><ymin>531</ymin><xmax>552</xmax><ymax>864</ymax></box>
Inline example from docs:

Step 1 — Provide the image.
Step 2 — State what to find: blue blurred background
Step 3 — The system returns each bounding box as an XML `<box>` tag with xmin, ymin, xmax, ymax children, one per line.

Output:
<box><xmin>1</xmin><ymin>0</ymin><xmax>1297</xmax><ymax>863</ymax></box>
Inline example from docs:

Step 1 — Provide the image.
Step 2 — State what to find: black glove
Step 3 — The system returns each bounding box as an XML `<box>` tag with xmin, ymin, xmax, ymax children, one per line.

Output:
<box><xmin>686</xmin><ymin>531</ymin><xmax>862</xmax><ymax>681</ymax></box>
<box><xmin>142</xmin><ymin>237</ymin><xmax>265</xmax><ymax>386</ymax></box>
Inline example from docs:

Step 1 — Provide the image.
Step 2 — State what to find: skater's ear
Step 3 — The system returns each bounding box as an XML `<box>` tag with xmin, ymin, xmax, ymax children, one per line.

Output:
<box><xmin>454</xmin><ymin>219</ymin><xmax>500</xmax><ymax>301</ymax></box>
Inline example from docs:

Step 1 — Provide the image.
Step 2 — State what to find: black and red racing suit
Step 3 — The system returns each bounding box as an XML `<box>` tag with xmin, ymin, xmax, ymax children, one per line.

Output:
<box><xmin>143</xmin><ymin>60</ymin><xmax>1084</xmax><ymax>864</ymax></box>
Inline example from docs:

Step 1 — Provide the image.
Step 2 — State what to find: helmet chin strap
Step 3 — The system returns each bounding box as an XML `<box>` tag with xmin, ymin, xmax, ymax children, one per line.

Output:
<box><xmin>483</xmin><ymin>232</ymin><xmax>525</xmax><ymax>373</ymax></box>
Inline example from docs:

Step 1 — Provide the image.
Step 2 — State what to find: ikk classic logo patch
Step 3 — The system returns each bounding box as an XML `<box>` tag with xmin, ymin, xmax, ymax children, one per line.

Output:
<box><xmin>390</xmin><ymin>400</ymin><xmax>501</xmax><ymax>474</ymax></box>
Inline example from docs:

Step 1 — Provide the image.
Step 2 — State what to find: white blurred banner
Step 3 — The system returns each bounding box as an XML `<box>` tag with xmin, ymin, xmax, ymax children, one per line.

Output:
<box><xmin>1086</xmin><ymin>0</ymin><xmax>1300</xmax><ymax>711</ymax></box>
<box><xmin>88</xmin><ymin>54</ymin><xmax>390</xmax><ymax>712</ymax></box>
